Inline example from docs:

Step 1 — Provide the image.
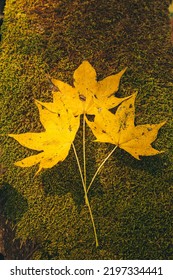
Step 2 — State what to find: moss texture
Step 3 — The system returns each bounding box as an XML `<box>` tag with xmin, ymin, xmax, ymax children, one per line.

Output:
<box><xmin>0</xmin><ymin>0</ymin><xmax>173</xmax><ymax>259</ymax></box>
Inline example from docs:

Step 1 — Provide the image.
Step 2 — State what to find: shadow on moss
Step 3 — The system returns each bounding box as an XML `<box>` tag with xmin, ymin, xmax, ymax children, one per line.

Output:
<box><xmin>0</xmin><ymin>183</ymin><xmax>28</xmax><ymax>222</ymax></box>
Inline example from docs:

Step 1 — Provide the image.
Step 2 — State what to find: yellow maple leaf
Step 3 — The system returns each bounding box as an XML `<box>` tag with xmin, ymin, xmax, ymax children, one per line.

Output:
<box><xmin>86</xmin><ymin>94</ymin><xmax>166</xmax><ymax>159</ymax></box>
<box><xmin>50</xmin><ymin>61</ymin><xmax>129</xmax><ymax>115</ymax></box>
<box><xmin>169</xmin><ymin>2</ymin><xmax>173</xmax><ymax>14</ymax></box>
<box><xmin>9</xmin><ymin>100</ymin><xmax>80</xmax><ymax>175</ymax></box>
<box><xmin>35</xmin><ymin>91</ymin><xmax>65</xmax><ymax>115</ymax></box>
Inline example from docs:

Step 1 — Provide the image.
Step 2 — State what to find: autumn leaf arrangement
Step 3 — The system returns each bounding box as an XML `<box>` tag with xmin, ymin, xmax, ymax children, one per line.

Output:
<box><xmin>9</xmin><ymin>61</ymin><xmax>166</xmax><ymax>247</ymax></box>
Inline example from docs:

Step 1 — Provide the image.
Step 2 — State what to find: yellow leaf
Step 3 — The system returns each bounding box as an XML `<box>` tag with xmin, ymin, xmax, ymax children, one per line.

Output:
<box><xmin>86</xmin><ymin>94</ymin><xmax>166</xmax><ymax>159</ymax></box>
<box><xmin>51</xmin><ymin>61</ymin><xmax>129</xmax><ymax>115</ymax></box>
<box><xmin>169</xmin><ymin>2</ymin><xmax>173</xmax><ymax>14</ymax></box>
<box><xmin>9</xmin><ymin>101</ymin><xmax>80</xmax><ymax>175</ymax></box>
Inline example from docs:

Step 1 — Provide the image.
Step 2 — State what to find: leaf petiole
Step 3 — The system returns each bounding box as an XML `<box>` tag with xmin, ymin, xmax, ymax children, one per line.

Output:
<box><xmin>87</xmin><ymin>145</ymin><xmax>118</xmax><ymax>194</ymax></box>
<box><xmin>72</xmin><ymin>143</ymin><xmax>99</xmax><ymax>247</ymax></box>
<box><xmin>72</xmin><ymin>143</ymin><xmax>86</xmax><ymax>191</ymax></box>
<box><xmin>83</xmin><ymin>114</ymin><xmax>87</xmax><ymax>187</ymax></box>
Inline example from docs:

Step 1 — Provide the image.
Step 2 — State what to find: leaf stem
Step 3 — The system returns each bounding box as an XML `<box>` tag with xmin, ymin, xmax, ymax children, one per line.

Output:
<box><xmin>87</xmin><ymin>145</ymin><xmax>118</xmax><ymax>194</ymax></box>
<box><xmin>72</xmin><ymin>143</ymin><xmax>85</xmax><ymax>191</ymax></box>
<box><xmin>84</xmin><ymin>193</ymin><xmax>99</xmax><ymax>247</ymax></box>
<box><xmin>72</xmin><ymin>143</ymin><xmax>99</xmax><ymax>247</ymax></box>
<box><xmin>83</xmin><ymin>114</ymin><xmax>87</xmax><ymax>187</ymax></box>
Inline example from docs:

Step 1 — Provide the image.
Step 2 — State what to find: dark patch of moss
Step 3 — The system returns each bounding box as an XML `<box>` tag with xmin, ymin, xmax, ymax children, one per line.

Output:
<box><xmin>0</xmin><ymin>183</ymin><xmax>28</xmax><ymax>222</ymax></box>
<box><xmin>0</xmin><ymin>0</ymin><xmax>172</xmax><ymax>259</ymax></box>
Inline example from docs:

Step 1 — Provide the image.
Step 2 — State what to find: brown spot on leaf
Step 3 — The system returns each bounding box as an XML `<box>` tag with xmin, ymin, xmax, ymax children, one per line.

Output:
<box><xmin>79</xmin><ymin>94</ymin><xmax>86</xmax><ymax>102</ymax></box>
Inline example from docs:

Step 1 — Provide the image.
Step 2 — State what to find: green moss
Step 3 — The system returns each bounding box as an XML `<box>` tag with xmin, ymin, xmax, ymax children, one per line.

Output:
<box><xmin>0</xmin><ymin>0</ymin><xmax>172</xmax><ymax>259</ymax></box>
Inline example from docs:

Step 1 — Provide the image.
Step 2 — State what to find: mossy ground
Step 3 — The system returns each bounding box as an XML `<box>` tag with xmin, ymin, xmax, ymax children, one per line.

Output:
<box><xmin>0</xmin><ymin>0</ymin><xmax>173</xmax><ymax>259</ymax></box>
